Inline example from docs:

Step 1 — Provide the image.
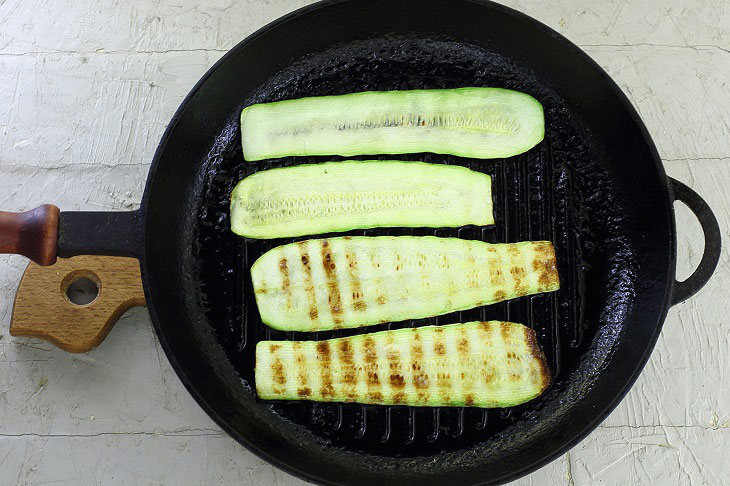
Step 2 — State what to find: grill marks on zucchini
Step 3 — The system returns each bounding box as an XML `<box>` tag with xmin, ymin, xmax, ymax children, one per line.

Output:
<box><xmin>255</xmin><ymin>321</ymin><xmax>552</xmax><ymax>407</ymax></box>
<box><xmin>252</xmin><ymin>236</ymin><xmax>559</xmax><ymax>332</ymax></box>
<box><xmin>240</xmin><ymin>87</ymin><xmax>544</xmax><ymax>160</ymax></box>
<box><xmin>230</xmin><ymin>161</ymin><xmax>493</xmax><ymax>239</ymax></box>
<box><xmin>320</xmin><ymin>240</ymin><xmax>344</xmax><ymax>327</ymax></box>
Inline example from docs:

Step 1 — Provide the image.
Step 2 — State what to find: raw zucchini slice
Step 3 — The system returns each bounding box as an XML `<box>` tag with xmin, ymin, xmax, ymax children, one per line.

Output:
<box><xmin>241</xmin><ymin>87</ymin><xmax>544</xmax><ymax>161</ymax></box>
<box><xmin>251</xmin><ymin>236</ymin><xmax>559</xmax><ymax>332</ymax></box>
<box><xmin>230</xmin><ymin>161</ymin><xmax>493</xmax><ymax>239</ymax></box>
<box><xmin>255</xmin><ymin>321</ymin><xmax>552</xmax><ymax>407</ymax></box>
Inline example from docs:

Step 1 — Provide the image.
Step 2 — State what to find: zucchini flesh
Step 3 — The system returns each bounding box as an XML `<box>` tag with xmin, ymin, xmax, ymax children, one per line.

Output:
<box><xmin>255</xmin><ymin>321</ymin><xmax>552</xmax><ymax>407</ymax></box>
<box><xmin>251</xmin><ymin>236</ymin><xmax>559</xmax><ymax>332</ymax></box>
<box><xmin>240</xmin><ymin>88</ymin><xmax>544</xmax><ymax>161</ymax></box>
<box><xmin>230</xmin><ymin>161</ymin><xmax>493</xmax><ymax>239</ymax></box>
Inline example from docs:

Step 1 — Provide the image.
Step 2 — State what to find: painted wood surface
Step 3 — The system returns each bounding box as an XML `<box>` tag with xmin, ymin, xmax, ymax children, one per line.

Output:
<box><xmin>0</xmin><ymin>1</ymin><xmax>728</xmax><ymax>484</ymax></box>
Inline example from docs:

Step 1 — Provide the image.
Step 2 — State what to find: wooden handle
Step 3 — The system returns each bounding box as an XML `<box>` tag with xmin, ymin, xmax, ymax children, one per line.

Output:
<box><xmin>10</xmin><ymin>255</ymin><xmax>147</xmax><ymax>353</ymax></box>
<box><xmin>0</xmin><ymin>205</ymin><xmax>59</xmax><ymax>266</ymax></box>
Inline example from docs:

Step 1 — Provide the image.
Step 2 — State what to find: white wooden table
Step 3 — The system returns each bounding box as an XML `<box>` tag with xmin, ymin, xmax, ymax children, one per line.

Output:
<box><xmin>1</xmin><ymin>1</ymin><xmax>728</xmax><ymax>484</ymax></box>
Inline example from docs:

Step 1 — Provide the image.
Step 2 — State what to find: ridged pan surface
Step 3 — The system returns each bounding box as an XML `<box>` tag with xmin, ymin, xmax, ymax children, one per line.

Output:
<box><xmin>198</xmin><ymin>36</ymin><xmax>621</xmax><ymax>461</ymax></box>
<box><xmin>141</xmin><ymin>1</ymin><xmax>673</xmax><ymax>484</ymax></box>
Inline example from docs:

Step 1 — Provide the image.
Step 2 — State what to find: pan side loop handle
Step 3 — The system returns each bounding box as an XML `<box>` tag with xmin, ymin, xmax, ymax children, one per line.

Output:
<box><xmin>669</xmin><ymin>177</ymin><xmax>722</xmax><ymax>306</ymax></box>
<box><xmin>0</xmin><ymin>205</ymin><xmax>60</xmax><ymax>266</ymax></box>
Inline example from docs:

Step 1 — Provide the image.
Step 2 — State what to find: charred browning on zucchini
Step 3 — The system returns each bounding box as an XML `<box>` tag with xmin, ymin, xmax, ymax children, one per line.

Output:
<box><xmin>533</xmin><ymin>243</ymin><xmax>560</xmax><ymax>292</ymax></box>
<box><xmin>410</xmin><ymin>331</ymin><xmax>426</xmax><ymax>393</ymax></box>
<box><xmin>482</xmin><ymin>367</ymin><xmax>496</xmax><ymax>384</ymax></box>
<box><xmin>316</xmin><ymin>341</ymin><xmax>335</xmax><ymax>397</ymax></box>
<box><xmin>387</xmin><ymin>340</ymin><xmax>405</xmax><ymax>390</ymax></box>
<box><xmin>515</xmin><ymin>284</ymin><xmax>530</xmax><ymax>297</ymax></box>
<box><xmin>436</xmin><ymin>371</ymin><xmax>451</xmax><ymax>394</ymax></box>
<box><xmin>321</xmin><ymin>383</ymin><xmax>335</xmax><ymax>398</ymax></box>
<box><xmin>272</xmin><ymin>359</ymin><xmax>286</xmax><ymax>386</ymax></box>
<box><xmin>338</xmin><ymin>340</ymin><xmax>357</xmax><ymax>389</ymax></box>
<box><xmin>367</xmin><ymin>371</ymin><xmax>380</xmax><ymax>386</ymax></box>
<box><xmin>509</xmin><ymin>261</ymin><xmax>524</xmax><ymax>293</ymax></box>
<box><xmin>500</xmin><ymin>322</ymin><xmax>513</xmax><ymax>343</ymax></box>
<box><xmin>255</xmin><ymin>321</ymin><xmax>552</xmax><ymax>406</ymax></box>
<box><xmin>362</xmin><ymin>337</ymin><xmax>382</xmax><ymax>398</ymax></box>
<box><xmin>298</xmin><ymin>245</ymin><xmax>319</xmax><ymax>325</ymax></box>
<box><xmin>413</xmin><ymin>373</ymin><xmax>430</xmax><ymax>389</ymax></box>
<box><xmin>320</xmin><ymin>240</ymin><xmax>343</xmax><ymax>326</ymax></box>
<box><xmin>363</xmin><ymin>337</ymin><xmax>377</xmax><ymax>364</ymax></box>
<box><xmin>294</xmin><ymin>346</ymin><xmax>308</xmax><ymax>390</ymax></box>
<box><xmin>490</xmin><ymin>267</ymin><xmax>505</xmax><ymax>287</ymax></box>
<box><xmin>316</xmin><ymin>341</ymin><xmax>331</xmax><ymax>360</ymax></box>
<box><xmin>510</xmin><ymin>266</ymin><xmax>526</xmax><ymax>278</ymax></box>
<box><xmin>338</xmin><ymin>340</ymin><xmax>354</xmax><ymax>362</ymax></box>
<box><xmin>457</xmin><ymin>337</ymin><xmax>469</xmax><ymax>355</ymax></box>
<box><xmin>278</xmin><ymin>258</ymin><xmax>291</xmax><ymax>308</ymax></box>
<box><xmin>390</xmin><ymin>374</ymin><xmax>406</xmax><ymax>389</ymax></box>
<box><xmin>368</xmin><ymin>392</ymin><xmax>383</xmax><ymax>402</ymax></box>
<box><xmin>345</xmin><ymin>251</ymin><xmax>367</xmax><ymax>312</ymax></box>
<box><xmin>524</xmin><ymin>327</ymin><xmax>552</xmax><ymax>392</ymax></box>
<box><xmin>458</xmin><ymin>328</ymin><xmax>476</xmax><ymax>399</ymax></box>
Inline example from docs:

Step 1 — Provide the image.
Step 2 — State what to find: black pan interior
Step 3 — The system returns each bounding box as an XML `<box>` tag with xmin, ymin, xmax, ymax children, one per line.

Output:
<box><xmin>141</xmin><ymin>1</ymin><xmax>673</xmax><ymax>484</ymax></box>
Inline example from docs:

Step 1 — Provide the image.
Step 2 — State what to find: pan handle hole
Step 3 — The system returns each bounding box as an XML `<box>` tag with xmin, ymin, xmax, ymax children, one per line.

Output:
<box><xmin>674</xmin><ymin>200</ymin><xmax>704</xmax><ymax>282</ymax></box>
<box><xmin>61</xmin><ymin>271</ymin><xmax>101</xmax><ymax>306</ymax></box>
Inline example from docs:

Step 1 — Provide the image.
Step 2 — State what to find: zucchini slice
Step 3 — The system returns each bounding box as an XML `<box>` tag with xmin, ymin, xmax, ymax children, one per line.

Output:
<box><xmin>251</xmin><ymin>236</ymin><xmax>559</xmax><ymax>332</ymax></box>
<box><xmin>241</xmin><ymin>88</ymin><xmax>544</xmax><ymax>161</ymax></box>
<box><xmin>255</xmin><ymin>321</ymin><xmax>552</xmax><ymax>407</ymax></box>
<box><xmin>230</xmin><ymin>161</ymin><xmax>493</xmax><ymax>239</ymax></box>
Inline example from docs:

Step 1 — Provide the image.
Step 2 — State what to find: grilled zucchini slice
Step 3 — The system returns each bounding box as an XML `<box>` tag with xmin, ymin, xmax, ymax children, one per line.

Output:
<box><xmin>255</xmin><ymin>321</ymin><xmax>552</xmax><ymax>407</ymax></box>
<box><xmin>241</xmin><ymin>87</ymin><xmax>544</xmax><ymax>161</ymax></box>
<box><xmin>230</xmin><ymin>161</ymin><xmax>493</xmax><ymax>239</ymax></box>
<box><xmin>251</xmin><ymin>236</ymin><xmax>559</xmax><ymax>332</ymax></box>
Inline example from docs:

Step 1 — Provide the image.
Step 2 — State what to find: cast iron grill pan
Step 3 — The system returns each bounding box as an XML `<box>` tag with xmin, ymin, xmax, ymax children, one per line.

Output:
<box><xmin>196</xmin><ymin>37</ymin><xmax>622</xmax><ymax>458</ymax></box>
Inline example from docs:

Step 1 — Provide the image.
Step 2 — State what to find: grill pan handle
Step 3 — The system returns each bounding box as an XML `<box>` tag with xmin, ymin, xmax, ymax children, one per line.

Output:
<box><xmin>669</xmin><ymin>178</ymin><xmax>722</xmax><ymax>305</ymax></box>
<box><xmin>57</xmin><ymin>210</ymin><xmax>142</xmax><ymax>260</ymax></box>
<box><xmin>0</xmin><ymin>205</ymin><xmax>60</xmax><ymax>265</ymax></box>
<box><xmin>0</xmin><ymin>207</ymin><xmax>141</xmax><ymax>265</ymax></box>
